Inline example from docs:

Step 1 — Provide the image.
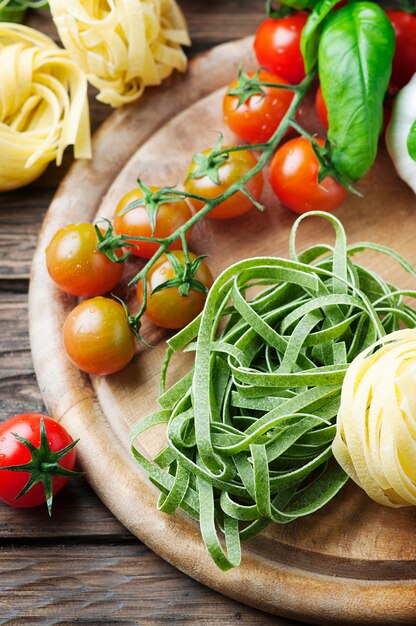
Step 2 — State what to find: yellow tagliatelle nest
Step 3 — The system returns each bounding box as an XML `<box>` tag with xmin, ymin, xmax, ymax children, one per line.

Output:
<box><xmin>0</xmin><ymin>23</ymin><xmax>91</xmax><ymax>192</ymax></box>
<box><xmin>333</xmin><ymin>329</ymin><xmax>416</xmax><ymax>507</ymax></box>
<box><xmin>49</xmin><ymin>0</ymin><xmax>191</xmax><ymax>107</ymax></box>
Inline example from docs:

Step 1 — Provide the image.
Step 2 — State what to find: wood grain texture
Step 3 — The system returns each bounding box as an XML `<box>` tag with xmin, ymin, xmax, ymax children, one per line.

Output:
<box><xmin>0</xmin><ymin>544</ymin><xmax>296</xmax><ymax>626</ymax></box>
<box><xmin>28</xmin><ymin>30</ymin><xmax>416</xmax><ymax>626</ymax></box>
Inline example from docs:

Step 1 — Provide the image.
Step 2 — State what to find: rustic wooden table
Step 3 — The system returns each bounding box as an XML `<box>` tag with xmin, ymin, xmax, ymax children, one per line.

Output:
<box><xmin>0</xmin><ymin>3</ymin><xmax>302</xmax><ymax>624</ymax></box>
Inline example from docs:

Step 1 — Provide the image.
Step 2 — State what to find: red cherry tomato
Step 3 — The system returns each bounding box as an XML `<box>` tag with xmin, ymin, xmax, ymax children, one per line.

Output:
<box><xmin>223</xmin><ymin>70</ymin><xmax>294</xmax><ymax>143</ymax></box>
<box><xmin>184</xmin><ymin>149</ymin><xmax>263</xmax><ymax>220</ymax></box>
<box><xmin>269</xmin><ymin>137</ymin><xmax>347</xmax><ymax>214</ymax></box>
<box><xmin>386</xmin><ymin>10</ymin><xmax>416</xmax><ymax>89</ymax></box>
<box><xmin>0</xmin><ymin>414</ymin><xmax>77</xmax><ymax>510</ymax></box>
<box><xmin>254</xmin><ymin>13</ymin><xmax>308</xmax><ymax>85</ymax></box>
<box><xmin>114</xmin><ymin>187</ymin><xmax>193</xmax><ymax>259</ymax></box>
<box><xmin>315</xmin><ymin>86</ymin><xmax>328</xmax><ymax>129</ymax></box>
<box><xmin>46</xmin><ymin>223</ymin><xmax>123</xmax><ymax>297</ymax></box>
<box><xmin>63</xmin><ymin>297</ymin><xmax>135</xmax><ymax>375</ymax></box>
<box><xmin>137</xmin><ymin>251</ymin><xmax>214</xmax><ymax>329</ymax></box>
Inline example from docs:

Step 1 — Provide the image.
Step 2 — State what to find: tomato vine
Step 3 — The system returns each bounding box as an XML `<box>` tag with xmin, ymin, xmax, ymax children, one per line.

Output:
<box><xmin>97</xmin><ymin>69</ymin><xmax>319</xmax><ymax>337</ymax></box>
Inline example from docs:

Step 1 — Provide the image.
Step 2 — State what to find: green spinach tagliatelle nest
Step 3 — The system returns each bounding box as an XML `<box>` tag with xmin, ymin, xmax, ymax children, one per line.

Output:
<box><xmin>131</xmin><ymin>211</ymin><xmax>416</xmax><ymax>571</ymax></box>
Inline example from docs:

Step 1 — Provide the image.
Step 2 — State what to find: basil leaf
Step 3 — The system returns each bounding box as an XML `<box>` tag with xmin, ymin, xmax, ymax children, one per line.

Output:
<box><xmin>301</xmin><ymin>0</ymin><xmax>340</xmax><ymax>73</ymax></box>
<box><xmin>318</xmin><ymin>2</ymin><xmax>395</xmax><ymax>182</ymax></box>
<box><xmin>407</xmin><ymin>121</ymin><xmax>416</xmax><ymax>162</ymax></box>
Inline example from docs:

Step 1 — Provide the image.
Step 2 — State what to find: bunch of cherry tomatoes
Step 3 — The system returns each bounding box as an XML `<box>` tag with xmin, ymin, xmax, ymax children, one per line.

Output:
<box><xmin>44</xmin><ymin>7</ymin><xmax>416</xmax><ymax>378</ymax></box>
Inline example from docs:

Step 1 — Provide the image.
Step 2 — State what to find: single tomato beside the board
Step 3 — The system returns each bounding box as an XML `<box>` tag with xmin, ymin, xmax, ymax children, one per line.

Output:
<box><xmin>62</xmin><ymin>297</ymin><xmax>135</xmax><ymax>375</ymax></box>
<box><xmin>385</xmin><ymin>10</ymin><xmax>416</xmax><ymax>89</ymax></box>
<box><xmin>269</xmin><ymin>137</ymin><xmax>347</xmax><ymax>214</ymax></box>
<box><xmin>223</xmin><ymin>70</ymin><xmax>294</xmax><ymax>143</ymax></box>
<box><xmin>114</xmin><ymin>186</ymin><xmax>193</xmax><ymax>259</ymax></box>
<box><xmin>184</xmin><ymin>149</ymin><xmax>263</xmax><ymax>220</ymax></box>
<box><xmin>46</xmin><ymin>223</ymin><xmax>124</xmax><ymax>297</ymax></box>
<box><xmin>254</xmin><ymin>14</ymin><xmax>308</xmax><ymax>84</ymax></box>
<box><xmin>137</xmin><ymin>251</ymin><xmax>214</xmax><ymax>329</ymax></box>
<box><xmin>0</xmin><ymin>414</ymin><xmax>80</xmax><ymax>514</ymax></box>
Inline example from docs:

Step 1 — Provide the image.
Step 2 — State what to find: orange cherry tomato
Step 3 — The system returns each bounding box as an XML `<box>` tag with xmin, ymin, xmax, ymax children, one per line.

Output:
<box><xmin>269</xmin><ymin>137</ymin><xmax>347</xmax><ymax>214</ymax></box>
<box><xmin>114</xmin><ymin>186</ymin><xmax>193</xmax><ymax>259</ymax></box>
<box><xmin>137</xmin><ymin>251</ymin><xmax>214</xmax><ymax>329</ymax></box>
<box><xmin>184</xmin><ymin>149</ymin><xmax>263</xmax><ymax>220</ymax></box>
<box><xmin>62</xmin><ymin>297</ymin><xmax>135</xmax><ymax>375</ymax></box>
<box><xmin>45</xmin><ymin>223</ymin><xmax>123</xmax><ymax>297</ymax></box>
<box><xmin>223</xmin><ymin>70</ymin><xmax>294</xmax><ymax>144</ymax></box>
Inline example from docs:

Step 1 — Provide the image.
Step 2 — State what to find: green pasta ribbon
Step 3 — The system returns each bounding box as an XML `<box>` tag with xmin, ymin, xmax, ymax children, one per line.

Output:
<box><xmin>0</xmin><ymin>1</ymin><xmax>48</xmax><ymax>23</ymax></box>
<box><xmin>131</xmin><ymin>211</ymin><xmax>416</xmax><ymax>571</ymax></box>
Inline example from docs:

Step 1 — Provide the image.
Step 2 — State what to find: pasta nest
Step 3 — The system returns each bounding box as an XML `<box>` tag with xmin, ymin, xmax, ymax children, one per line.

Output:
<box><xmin>333</xmin><ymin>329</ymin><xmax>416</xmax><ymax>507</ymax></box>
<box><xmin>49</xmin><ymin>0</ymin><xmax>191</xmax><ymax>107</ymax></box>
<box><xmin>0</xmin><ymin>23</ymin><xmax>91</xmax><ymax>192</ymax></box>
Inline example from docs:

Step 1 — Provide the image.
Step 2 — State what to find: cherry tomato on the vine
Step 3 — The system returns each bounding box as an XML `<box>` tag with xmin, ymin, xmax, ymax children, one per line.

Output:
<box><xmin>46</xmin><ymin>223</ymin><xmax>123</xmax><ymax>297</ymax></box>
<box><xmin>223</xmin><ymin>70</ymin><xmax>294</xmax><ymax>143</ymax></box>
<box><xmin>254</xmin><ymin>13</ymin><xmax>308</xmax><ymax>85</ymax></box>
<box><xmin>269</xmin><ymin>137</ymin><xmax>347</xmax><ymax>214</ymax></box>
<box><xmin>385</xmin><ymin>10</ymin><xmax>416</xmax><ymax>90</ymax></box>
<box><xmin>0</xmin><ymin>414</ymin><xmax>77</xmax><ymax>510</ymax></box>
<box><xmin>315</xmin><ymin>86</ymin><xmax>329</xmax><ymax>129</ymax></box>
<box><xmin>137</xmin><ymin>251</ymin><xmax>214</xmax><ymax>329</ymax></box>
<box><xmin>184</xmin><ymin>149</ymin><xmax>263</xmax><ymax>220</ymax></box>
<box><xmin>114</xmin><ymin>186</ymin><xmax>193</xmax><ymax>259</ymax></box>
<box><xmin>63</xmin><ymin>297</ymin><xmax>135</xmax><ymax>375</ymax></box>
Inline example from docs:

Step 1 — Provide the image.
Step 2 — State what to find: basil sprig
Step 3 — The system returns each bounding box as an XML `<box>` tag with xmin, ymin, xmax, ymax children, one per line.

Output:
<box><xmin>131</xmin><ymin>212</ymin><xmax>416</xmax><ymax>571</ymax></box>
<box><xmin>317</xmin><ymin>2</ymin><xmax>395</xmax><ymax>182</ymax></box>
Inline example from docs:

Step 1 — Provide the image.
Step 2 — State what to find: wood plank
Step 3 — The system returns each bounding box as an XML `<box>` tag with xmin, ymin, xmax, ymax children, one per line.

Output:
<box><xmin>0</xmin><ymin>544</ymin><xmax>295</xmax><ymax>626</ymax></box>
<box><xmin>0</xmin><ymin>481</ymin><xmax>129</xmax><ymax>541</ymax></box>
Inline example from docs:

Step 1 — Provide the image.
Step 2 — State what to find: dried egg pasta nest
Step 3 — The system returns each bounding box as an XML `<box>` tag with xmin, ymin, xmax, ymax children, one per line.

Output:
<box><xmin>49</xmin><ymin>0</ymin><xmax>191</xmax><ymax>107</ymax></box>
<box><xmin>333</xmin><ymin>328</ymin><xmax>416</xmax><ymax>507</ymax></box>
<box><xmin>0</xmin><ymin>23</ymin><xmax>91</xmax><ymax>191</ymax></box>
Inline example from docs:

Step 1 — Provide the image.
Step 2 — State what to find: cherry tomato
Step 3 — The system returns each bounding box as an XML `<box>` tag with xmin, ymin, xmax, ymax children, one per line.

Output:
<box><xmin>46</xmin><ymin>223</ymin><xmax>123</xmax><ymax>297</ymax></box>
<box><xmin>113</xmin><ymin>187</ymin><xmax>193</xmax><ymax>259</ymax></box>
<box><xmin>386</xmin><ymin>11</ymin><xmax>416</xmax><ymax>89</ymax></box>
<box><xmin>63</xmin><ymin>297</ymin><xmax>135</xmax><ymax>375</ymax></box>
<box><xmin>254</xmin><ymin>14</ymin><xmax>308</xmax><ymax>85</ymax></box>
<box><xmin>315</xmin><ymin>86</ymin><xmax>328</xmax><ymax>129</ymax></box>
<box><xmin>269</xmin><ymin>137</ymin><xmax>347</xmax><ymax>214</ymax></box>
<box><xmin>0</xmin><ymin>414</ymin><xmax>77</xmax><ymax>510</ymax></box>
<box><xmin>137</xmin><ymin>251</ymin><xmax>214</xmax><ymax>329</ymax></box>
<box><xmin>184</xmin><ymin>149</ymin><xmax>263</xmax><ymax>220</ymax></box>
<box><xmin>223</xmin><ymin>70</ymin><xmax>294</xmax><ymax>143</ymax></box>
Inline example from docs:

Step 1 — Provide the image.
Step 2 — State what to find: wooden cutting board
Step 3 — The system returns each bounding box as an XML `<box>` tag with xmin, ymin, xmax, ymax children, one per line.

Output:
<box><xmin>29</xmin><ymin>37</ymin><xmax>416</xmax><ymax>625</ymax></box>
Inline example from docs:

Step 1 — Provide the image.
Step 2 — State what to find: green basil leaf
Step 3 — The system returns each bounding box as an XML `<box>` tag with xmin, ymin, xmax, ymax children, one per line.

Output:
<box><xmin>301</xmin><ymin>0</ymin><xmax>340</xmax><ymax>73</ymax></box>
<box><xmin>318</xmin><ymin>2</ymin><xmax>395</xmax><ymax>182</ymax></box>
<box><xmin>407</xmin><ymin>121</ymin><xmax>416</xmax><ymax>162</ymax></box>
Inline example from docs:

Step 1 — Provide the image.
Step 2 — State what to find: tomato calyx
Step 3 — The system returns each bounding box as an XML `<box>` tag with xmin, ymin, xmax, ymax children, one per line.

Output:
<box><xmin>227</xmin><ymin>67</ymin><xmax>296</xmax><ymax>108</ymax></box>
<box><xmin>187</xmin><ymin>135</ymin><xmax>230</xmax><ymax>185</ymax></box>
<box><xmin>0</xmin><ymin>418</ymin><xmax>82</xmax><ymax>515</ymax></box>
<box><xmin>152</xmin><ymin>251</ymin><xmax>210</xmax><ymax>298</ymax></box>
<box><xmin>290</xmin><ymin>120</ymin><xmax>361</xmax><ymax>195</ymax></box>
<box><xmin>116</xmin><ymin>180</ymin><xmax>189</xmax><ymax>236</ymax></box>
<box><xmin>95</xmin><ymin>219</ymin><xmax>132</xmax><ymax>262</ymax></box>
